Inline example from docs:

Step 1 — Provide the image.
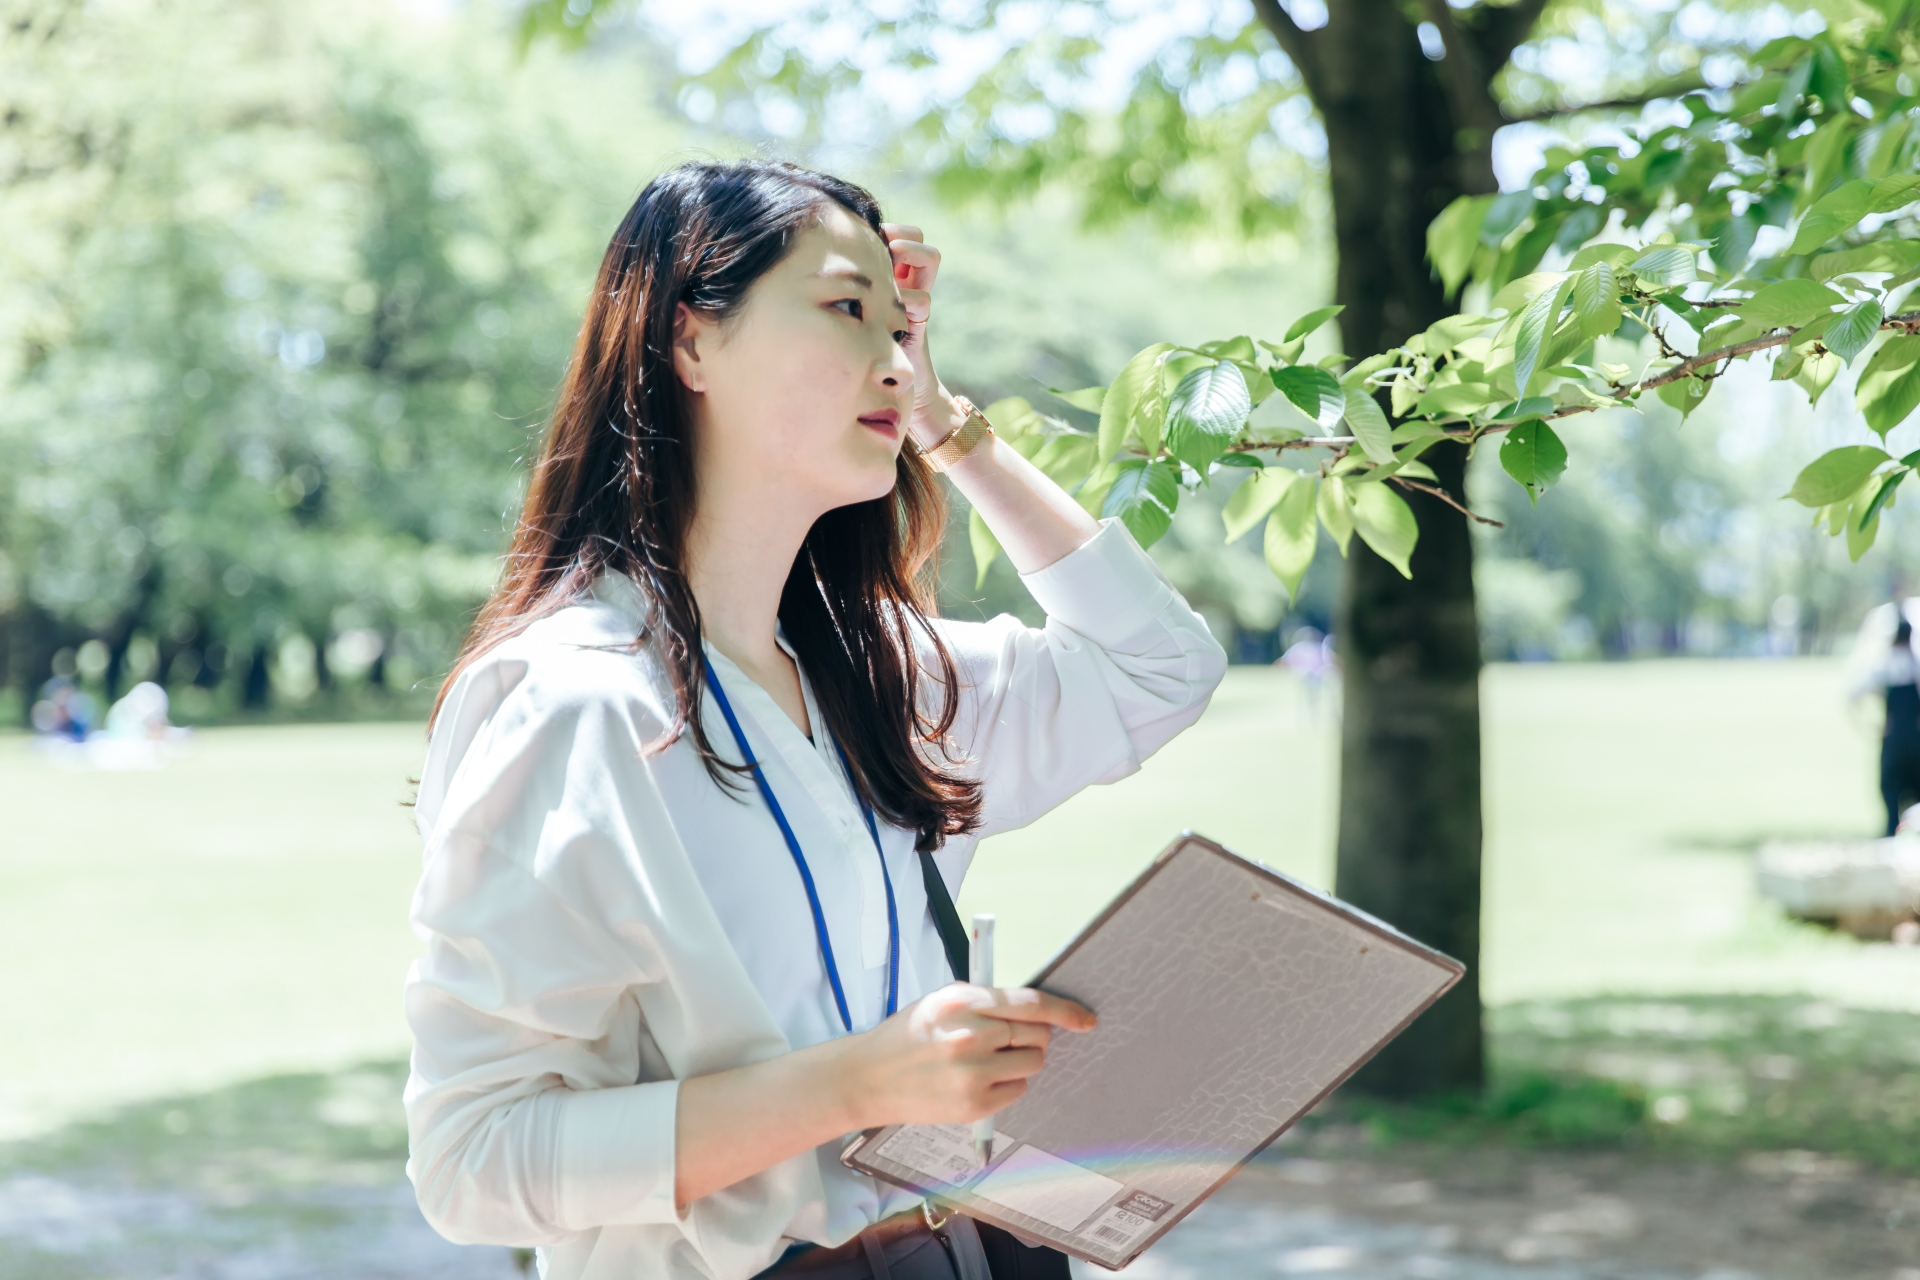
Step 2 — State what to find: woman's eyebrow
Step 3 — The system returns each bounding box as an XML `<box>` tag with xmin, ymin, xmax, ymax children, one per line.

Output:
<box><xmin>812</xmin><ymin>267</ymin><xmax>910</xmax><ymax>314</ymax></box>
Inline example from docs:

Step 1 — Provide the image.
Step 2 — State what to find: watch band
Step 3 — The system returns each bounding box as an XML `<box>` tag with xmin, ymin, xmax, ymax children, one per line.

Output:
<box><xmin>922</xmin><ymin>396</ymin><xmax>994</xmax><ymax>473</ymax></box>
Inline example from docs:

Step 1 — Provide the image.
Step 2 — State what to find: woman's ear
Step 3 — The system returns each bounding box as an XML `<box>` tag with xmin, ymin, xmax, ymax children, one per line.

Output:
<box><xmin>671</xmin><ymin>300</ymin><xmax>713</xmax><ymax>394</ymax></box>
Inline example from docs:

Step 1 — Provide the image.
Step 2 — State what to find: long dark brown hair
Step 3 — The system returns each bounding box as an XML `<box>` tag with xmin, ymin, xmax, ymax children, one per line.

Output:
<box><xmin>433</xmin><ymin>159</ymin><xmax>982</xmax><ymax>852</ymax></box>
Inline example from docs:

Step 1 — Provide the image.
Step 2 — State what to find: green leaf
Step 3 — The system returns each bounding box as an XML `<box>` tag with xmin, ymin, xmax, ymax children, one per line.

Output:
<box><xmin>1847</xmin><ymin>508</ymin><xmax>1881</xmax><ymax>561</ymax></box>
<box><xmin>1029</xmin><ymin>432</ymin><xmax>1096</xmax><ymax>489</ymax></box>
<box><xmin>1860</xmin><ymin>468</ymin><xmax>1908</xmax><ymax>529</ymax></box>
<box><xmin>1811</xmin><ymin>241</ymin><xmax>1920</xmax><ymax>281</ymax></box>
<box><xmin>1567</xmin><ymin>243</ymin><xmax>1637</xmax><ymax>270</ymax></box>
<box><xmin>1283</xmin><ymin>304</ymin><xmax>1346</xmax><ymax>344</ymax></box>
<box><xmin>1075</xmin><ymin>460</ymin><xmax>1120</xmax><ymax>520</ymax></box>
<box><xmin>1160</xmin><ymin>352</ymin><xmax>1213</xmax><ymax>393</ymax></box>
<box><xmin>1498</xmin><ymin>420</ymin><xmax>1568</xmax><ymax>504</ymax></box>
<box><xmin>1270</xmin><ymin>365</ymin><xmax>1345</xmax><ymax>428</ymax></box>
<box><xmin>1490</xmin><ymin>271</ymin><xmax>1566</xmax><ymax>316</ymax></box>
<box><xmin>1418</xmin><ymin>313</ymin><xmax>1502</xmax><ymax>355</ymax></box>
<box><xmin>1343</xmin><ymin>388</ymin><xmax>1394</xmax><ymax>464</ymax></box>
<box><xmin>1349</xmin><ymin>482</ymin><xmax>1419</xmax><ymax>578</ymax></box>
<box><xmin>1857</xmin><ymin>335</ymin><xmax>1920</xmax><ymax>436</ymax></box>
<box><xmin>1514</xmin><ymin>277</ymin><xmax>1575</xmax><ymax>398</ymax></box>
<box><xmin>1317</xmin><ymin>474</ymin><xmax>1353</xmax><ymax>555</ymax></box>
<box><xmin>1263</xmin><ymin>479</ymin><xmax>1319</xmax><ymax>599</ymax></box>
<box><xmin>1428</xmin><ymin>195</ymin><xmax>1491</xmax><ymax>296</ymax></box>
<box><xmin>1795</xmin><ymin>348</ymin><xmax>1843</xmax><ymax>406</ymax></box>
<box><xmin>1257</xmin><ymin>336</ymin><xmax>1306</xmax><ymax>365</ymax></box>
<box><xmin>1097</xmin><ymin>343</ymin><xmax>1171</xmax><ymax>465</ymax></box>
<box><xmin>1869</xmin><ymin>173</ymin><xmax>1920</xmax><ymax>214</ymax></box>
<box><xmin>1492</xmin><ymin>396</ymin><xmax>1556</xmax><ymax>421</ymax></box>
<box><xmin>984</xmin><ymin>396</ymin><xmax>1048</xmax><ymax>452</ymax></box>
<box><xmin>1845</xmin><ymin>476</ymin><xmax>1885</xmax><ymax>561</ymax></box>
<box><xmin>1785</xmin><ymin>444</ymin><xmax>1891</xmax><ymax>506</ymax></box>
<box><xmin>1164</xmin><ymin>361</ymin><xmax>1252</xmax><ymax>470</ymax></box>
<box><xmin>1736</xmin><ymin>278</ymin><xmax>1844</xmax><ymax>331</ymax></box>
<box><xmin>1656</xmin><ymin>374</ymin><xmax>1711</xmax><ymax>418</ymax></box>
<box><xmin>1571</xmin><ymin>261</ymin><xmax>1620</xmax><ymax>339</ymax></box>
<box><xmin>1417</xmin><ymin>383</ymin><xmax>1500</xmax><ymax>416</ymax></box>
<box><xmin>968</xmin><ymin>507</ymin><xmax>1001</xmax><ymax>589</ymax></box>
<box><xmin>1627</xmin><ymin>246</ymin><xmax>1698</xmax><ymax>287</ymax></box>
<box><xmin>1786</xmin><ymin>178</ymin><xmax>1874</xmax><ymax>256</ymax></box>
<box><xmin>1804</xmin><ymin>118</ymin><xmax>1859</xmax><ymax>211</ymax></box>
<box><xmin>1196</xmin><ymin>335</ymin><xmax>1257</xmax><ymax>362</ymax></box>
<box><xmin>1222</xmin><ymin>466</ymin><xmax>1303</xmax><ymax>543</ymax></box>
<box><xmin>1101</xmin><ymin>458</ymin><xmax>1180</xmax><ymax>547</ymax></box>
<box><xmin>1047</xmin><ymin>385</ymin><xmax>1106</xmax><ymax>413</ymax></box>
<box><xmin>1824</xmin><ymin>298</ymin><xmax>1883</xmax><ymax>366</ymax></box>
<box><xmin>1337</xmin><ymin>351</ymin><xmax>1398</xmax><ymax>389</ymax></box>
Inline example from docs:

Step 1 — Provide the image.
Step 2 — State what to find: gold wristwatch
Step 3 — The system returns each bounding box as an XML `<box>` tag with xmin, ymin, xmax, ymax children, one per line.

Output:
<box><xmin>921</xmin><ymin>395</ymin><xmax>994</xmax><ymax>473</ymax></box>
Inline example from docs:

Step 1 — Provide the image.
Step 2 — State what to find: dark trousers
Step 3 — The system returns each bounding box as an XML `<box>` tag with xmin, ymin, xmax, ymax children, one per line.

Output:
<box><xmin>756</xmin><ymin>1211</ymin><xmax>1069</xmax><ymax>1280</ymax></box>
<box><xmin>1881</xmin><ymin>736</ymin><xmax>1920</xmax><ymax>835</ymax></box>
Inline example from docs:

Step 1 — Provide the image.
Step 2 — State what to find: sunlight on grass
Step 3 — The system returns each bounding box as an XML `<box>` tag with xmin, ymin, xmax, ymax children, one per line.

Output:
<box><xmin>0</xmin><ymin>724</ymin><xmax>430</xmax><ymax>1140</ymax></box>
<box><xmin>4</xmin><ymin>657</ymin><xmax>1918</xmax><ymax>1143</ymax></box>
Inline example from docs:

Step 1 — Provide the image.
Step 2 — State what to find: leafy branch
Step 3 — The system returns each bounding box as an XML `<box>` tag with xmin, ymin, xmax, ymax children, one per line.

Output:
<box><xmin>964</xmin><ymin>8</ymin><xmax>1920</xmax><ymax>591</ymax></box>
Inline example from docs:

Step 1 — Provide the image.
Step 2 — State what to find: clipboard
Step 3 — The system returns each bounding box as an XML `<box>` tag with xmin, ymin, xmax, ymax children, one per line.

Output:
<box><xmin>841</xmin><ymin>832</ymin><xmax>1464</xmax><ymax>1270</ymax></box>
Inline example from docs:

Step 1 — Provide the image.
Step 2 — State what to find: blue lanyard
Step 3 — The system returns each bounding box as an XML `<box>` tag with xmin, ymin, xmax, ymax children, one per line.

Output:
<box><xmin>702</xmin><ymin>660</ymin><xmax>899</xmax><ymax>1033</ymax></box>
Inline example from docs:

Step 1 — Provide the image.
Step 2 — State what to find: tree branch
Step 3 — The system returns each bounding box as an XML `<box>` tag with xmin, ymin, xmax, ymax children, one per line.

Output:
<box><xmin>1421</xmin><ymin>0</ymin><xmax>1505</xmax><ymax>136</ymax></box>
<box><xmin>1465</xmin><ymin>310</ymin><xmax>1920</xmax><ymax>440</ymax></box>
<box><xmin>1391</xmin><ymin>475</ymin><xmax>1505</xmax><ymax>526</ymax></box>
<box><xmin>1247</xmin><ymin>0</ymin><xmax>1323</xmax><ymax>100</ymax></box>
<box><xmin>1461</xmin><ymin>0</ymin><xmax>1553</xmax><ymax>75</ymax></box>
<box><xmin>1502</xmin><ymin>74</ymin><xmax>1709</xmax><ymax>124</ymax></box>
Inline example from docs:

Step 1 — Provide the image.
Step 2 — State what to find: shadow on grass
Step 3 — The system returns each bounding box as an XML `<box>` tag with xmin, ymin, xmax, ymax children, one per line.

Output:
<box><xmin>1329</xmin><ymin>994</ymin><xmax>1920</xmax><ymax>1173</ymax></box>
<box><xmin>0</xmin><ymin>1062</ymin><xmax>526</xmax><ymax>1279</ymax></box>
<box><xmin>1</xmin><ymin>1060</ymin><xmax>413</xmax><ymax>1193</ymax></box>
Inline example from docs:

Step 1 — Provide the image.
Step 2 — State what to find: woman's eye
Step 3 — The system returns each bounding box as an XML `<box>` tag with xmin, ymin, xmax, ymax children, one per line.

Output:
<box><xmin>833</xmin><ymin>298</ymin><xmax>864</xmax><ymax>320</ymax></box>
<box><xmin>892</xmin><ymin>329</ymin><xmax>912</xmax><ymax>345</ymax></box>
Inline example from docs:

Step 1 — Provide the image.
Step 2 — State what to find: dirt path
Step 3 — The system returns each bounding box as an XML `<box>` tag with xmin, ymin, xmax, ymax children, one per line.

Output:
<box><xmin>6</xmin><ymin>1137</ymin><xmax>1918</xmax><ymax>1279</ymax></box>
<box><xmin>1136</xmin><ymin>1131</ymin><xmax>1920</xmax><ymax>1280</ymax></box>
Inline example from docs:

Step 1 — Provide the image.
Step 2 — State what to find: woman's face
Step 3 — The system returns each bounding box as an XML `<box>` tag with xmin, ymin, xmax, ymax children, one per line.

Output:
<box><xmin>673</xmin><ymin>203</ymin><xmax>916</xmax><ymax>519</ymax></box>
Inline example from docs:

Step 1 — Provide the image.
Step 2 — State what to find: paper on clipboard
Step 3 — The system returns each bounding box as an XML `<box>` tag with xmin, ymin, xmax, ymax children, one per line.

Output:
<box><xmin>842</xmin><ymin>832</ymin><xmax>1463</xmax><ymax>1270</ymax></box>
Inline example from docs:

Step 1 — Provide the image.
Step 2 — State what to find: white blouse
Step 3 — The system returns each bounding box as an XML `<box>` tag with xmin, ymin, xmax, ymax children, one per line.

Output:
<box><xmin>402</xmin><ymin>517</ymin><xmax>1227</xmax><ymax>1280</ymax></box>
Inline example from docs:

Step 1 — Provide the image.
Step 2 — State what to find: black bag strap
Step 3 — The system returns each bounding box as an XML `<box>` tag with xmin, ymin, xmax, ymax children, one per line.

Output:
<box><xmin>917</xmin><ymin>849</ymin><xmax>970</xmax><ymax>981</ymax></box>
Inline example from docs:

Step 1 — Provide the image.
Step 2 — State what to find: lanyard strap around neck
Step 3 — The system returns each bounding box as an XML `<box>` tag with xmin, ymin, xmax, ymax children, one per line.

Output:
<box><xmin>701</xmin><ymin>660</ymin><xmax>899</xmax><ymax>1033</ymax></box>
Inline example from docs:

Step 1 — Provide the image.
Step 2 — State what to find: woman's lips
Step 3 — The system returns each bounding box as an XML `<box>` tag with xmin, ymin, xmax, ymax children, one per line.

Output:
<box><xmin>858</xmin><ymin>408</ymin><xmax>900</xmax><ymax>437</ymax></box>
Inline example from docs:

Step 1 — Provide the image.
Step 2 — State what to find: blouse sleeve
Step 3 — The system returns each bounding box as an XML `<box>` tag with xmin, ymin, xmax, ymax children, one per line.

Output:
<box><xmin>932</xmin><ymin>516</ymin><xmax>1228</xmax><ymax>841</ymax></box>
<box><xmin>402</xmin><ymin>654</ymin><xmax>684</xmax><ymax>1247</ymax></box>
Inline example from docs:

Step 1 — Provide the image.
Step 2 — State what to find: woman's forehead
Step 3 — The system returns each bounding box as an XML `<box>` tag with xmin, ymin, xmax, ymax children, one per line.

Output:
<box><xmin>788</xmin><ymin>204</ymin><xmax>892</xmax><ymax>277</ymax></box>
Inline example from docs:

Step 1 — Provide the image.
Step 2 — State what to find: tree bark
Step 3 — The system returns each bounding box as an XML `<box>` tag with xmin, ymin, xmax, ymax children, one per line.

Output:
<box><xmin>1263</xmin><ymin>0</ymin><xmax>1509</xmax><ymax>1096</ymax></box>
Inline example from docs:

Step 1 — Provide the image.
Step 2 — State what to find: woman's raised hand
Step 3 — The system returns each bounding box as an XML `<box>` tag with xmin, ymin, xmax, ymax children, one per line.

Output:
<box><xmin>879</xmin><ymin>222</ymin><xmax>954</xmax><ymax>450</ymax></box>
<box><xmin>840</xmin><ymin>983</ymin><xmax>1097</xmax><ymax>1129</ymax></box>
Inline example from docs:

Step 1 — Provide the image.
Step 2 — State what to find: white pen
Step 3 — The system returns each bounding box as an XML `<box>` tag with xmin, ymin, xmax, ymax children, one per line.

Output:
<box><xmin>970</xmin><ymin>913</ymin><xmax>995</xmax><ymax>1169</ymax></box>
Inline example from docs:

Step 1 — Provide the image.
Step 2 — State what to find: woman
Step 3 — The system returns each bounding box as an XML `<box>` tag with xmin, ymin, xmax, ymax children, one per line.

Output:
<box><xmin>404</xmin><ymin>159</ymin><xmax>1227</xmax><ymax>1280</ymax></box>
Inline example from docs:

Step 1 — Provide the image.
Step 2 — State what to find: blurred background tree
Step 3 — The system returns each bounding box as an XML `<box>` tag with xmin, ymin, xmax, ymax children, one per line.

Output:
<box><xmin>0</xmin><ymin>0</ymin><xmax>673</xmax><ymax>720</ymax></box>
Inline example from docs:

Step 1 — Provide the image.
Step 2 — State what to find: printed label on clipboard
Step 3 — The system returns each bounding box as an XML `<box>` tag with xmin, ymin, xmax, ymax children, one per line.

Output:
<box><xmin>872</xmin><ymin>1124</ymin><xmax>1018</xmax><ymax>1188</ymax></box>
<box><xmin>1077</xmin><ymin>1189</ymin><xmax>1174</xmax><ymax>1252</ymax></box>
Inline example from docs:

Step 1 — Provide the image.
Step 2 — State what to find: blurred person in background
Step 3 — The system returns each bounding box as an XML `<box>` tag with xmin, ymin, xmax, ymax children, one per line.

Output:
<box><xmin>29</xmin><ymin>676</ymin><xmax>96</xmax><ymax>742</ymax></box>
<box><xmin>1852</xmin><ymin>615</ymin><xmax>1920</xmax><ymax>836</ymax></box>
<box><xmin>1275</xmin><ymin>625</ymin><xmax>1337</xmax><ymax>718</ymax></box>
<box><xmin>104</xmin><ymin>681</ymin><xmax>176</xmax><ymax>741</ymax></box>
<box><xmin>401</xmin><ymin>159</ymin><xmax>1226</xmax><ymax>1280</ymax></box>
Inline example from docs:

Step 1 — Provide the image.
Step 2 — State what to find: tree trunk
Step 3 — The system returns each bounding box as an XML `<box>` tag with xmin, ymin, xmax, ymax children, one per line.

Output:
<box><xmin>1313</xmin><ymin>1</ymin><xmax>1494</xmax><ymax>1097</ymax></box>
<box><xmin>243</xmin><ymin>643</ymin><xmax>272</xmax><ymax>710</ymax></box>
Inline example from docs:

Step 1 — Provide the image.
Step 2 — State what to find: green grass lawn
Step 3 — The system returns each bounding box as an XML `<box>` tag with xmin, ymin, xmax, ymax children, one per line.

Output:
<box><xmin>4</xmin><ymin>658</ymin><xmax>1916</xmax><ymax>1145</ymax></box>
